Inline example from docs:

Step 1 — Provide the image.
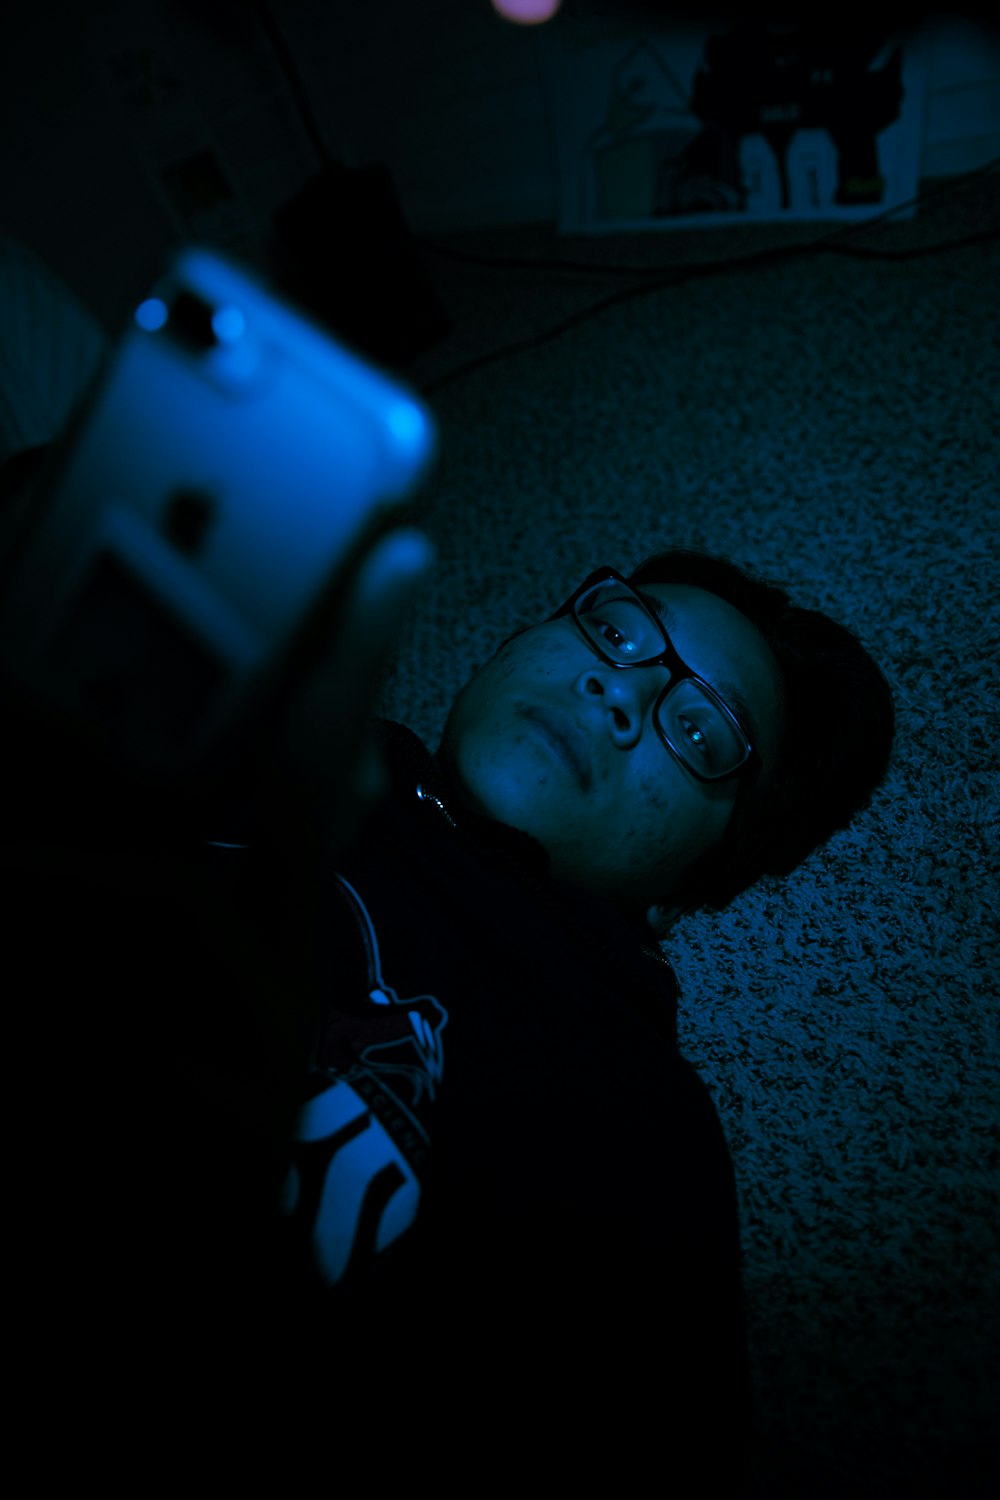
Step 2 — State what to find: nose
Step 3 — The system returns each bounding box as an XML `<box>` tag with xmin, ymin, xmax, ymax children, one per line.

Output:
<box><xmin>572</xmin><ymin>663</ymin><xmax>668</xmax><ymax>750</ymax></box>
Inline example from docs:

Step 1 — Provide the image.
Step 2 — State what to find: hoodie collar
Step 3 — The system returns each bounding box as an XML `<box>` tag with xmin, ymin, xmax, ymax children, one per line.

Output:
<box><xmin>375</xmin><ymin>720</ymin><xmax>679</xmax><ymax>1034</ymax></box>
<box><xmin>376</xmin><ymin>718</ymin><xmax>552</xmax><ymax>876</ymax></box>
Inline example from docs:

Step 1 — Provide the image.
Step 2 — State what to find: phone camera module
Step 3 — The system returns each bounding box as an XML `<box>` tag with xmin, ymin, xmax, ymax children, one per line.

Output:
<box><xmin>135</xmin><ymin>298</ymin><xmax>169</xmax><ymax>333</ymax></box>
<box><xmin>149</xmin><ymin>279</ymin><xmax>262</xmax><ymax>390</ymax></box>
<box><xmin>212</xmin><ymin>306</ymin><xmax>245</xmax><ymax>343</ymax></box>
<box><xmin>166</xmin><ymin>291</ymin><xmax>220</xmax><ymax>353</ymax></box>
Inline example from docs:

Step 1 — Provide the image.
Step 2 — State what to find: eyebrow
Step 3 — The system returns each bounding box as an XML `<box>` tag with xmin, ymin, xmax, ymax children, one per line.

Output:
<box><xmin>633</xmin><ymin>586</ymin><xmax>758</xmax><ymax>747</ymax></box>
<box><xmin>634</xmin><ymin>588</ymin><xmax>677</xmax><ymax>633</ymax></box>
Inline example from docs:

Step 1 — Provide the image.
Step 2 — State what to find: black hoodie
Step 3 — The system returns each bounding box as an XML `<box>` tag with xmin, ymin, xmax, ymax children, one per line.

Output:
<box><xmin>254</xmin><ymin>721</ymin><xmax>752</xmax><ymax>1467</ymax></box>
<box><xmin>9</xmin><ymin>718</ymin><xmax>752</xmax><ymax>1470</ymax></box>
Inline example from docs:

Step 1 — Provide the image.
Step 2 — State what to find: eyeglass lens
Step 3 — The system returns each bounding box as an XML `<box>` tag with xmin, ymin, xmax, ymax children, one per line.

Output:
<box><xmin>574</xmin><ymin>580</ymin><xmax>748</xmax><ymax>778</ymax></box>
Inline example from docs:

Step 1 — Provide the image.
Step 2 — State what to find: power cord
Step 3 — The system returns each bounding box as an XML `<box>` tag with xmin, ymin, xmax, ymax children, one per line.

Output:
<box><xmin>414</xmin><ymin>158</ymin><xmax>999</xmax><ymax>395</ymax></box>
<box><xmin>249</xmin><ymin>2</ymin><xmax>999</xmax><ymax>393</ymax></box>
<box><xmin>412</xmin><ymin>154</ymin><xmax>1000</xmax><ymax>278</ymax></box>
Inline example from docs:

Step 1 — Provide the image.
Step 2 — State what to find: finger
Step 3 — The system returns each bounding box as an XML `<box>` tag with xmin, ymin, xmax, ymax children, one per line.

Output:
<box><xmin>284</xmin><ymin>526</ymin><xmax>435</xmax><ymax>790</ymax></box>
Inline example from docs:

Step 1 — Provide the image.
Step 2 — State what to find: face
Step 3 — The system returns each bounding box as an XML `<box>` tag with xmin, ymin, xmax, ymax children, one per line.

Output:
<box><xmin>435</xmin><ymin>583</ymin><xmax>786</xmax><ymax>917</ymax></box>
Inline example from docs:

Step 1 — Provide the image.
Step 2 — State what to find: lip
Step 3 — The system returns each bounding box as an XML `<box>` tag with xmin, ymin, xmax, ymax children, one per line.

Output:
<box><xmin>521</xmin><ymin>706</ymin><xmax>593</xmax><ymax>790</ymax></box>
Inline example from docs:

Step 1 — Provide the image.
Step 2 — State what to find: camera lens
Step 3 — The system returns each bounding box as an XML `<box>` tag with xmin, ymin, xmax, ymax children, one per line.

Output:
<box><xmin>167</xmin><ymin>291</ymin><xmax>219</xmax><ymax>352</ymax></box>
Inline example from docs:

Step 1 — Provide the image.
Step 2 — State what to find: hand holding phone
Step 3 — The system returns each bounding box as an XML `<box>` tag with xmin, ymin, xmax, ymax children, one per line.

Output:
<box><xmin>253</xmin><ymin>521</ymin><xmax>434</xmax><ymax>862</ymax></box>
<box><xmin>0</xmin><ymin>248</ymin><xmax>438</xmax><ymax>854</ymax></box>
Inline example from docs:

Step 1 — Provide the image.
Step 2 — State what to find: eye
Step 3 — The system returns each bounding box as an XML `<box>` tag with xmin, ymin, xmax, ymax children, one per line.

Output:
<box><xmin>661</xmin><ymin>680</ymin><xmax>747</xmax><ymax>778</ymax></box>
<box><xmin>594</xmin><ymin>617</ymin><xmax>639</xmax><ymax>655</ymax></box>
<box><xmin>677</xmin><ymin>714</ymin><xmax>714</xmax><ymax>761</ymax></box>
<box><xmin>576</xmin><ymin>593</ymin><xmax>659</xmax><ymax>659</ymax></box>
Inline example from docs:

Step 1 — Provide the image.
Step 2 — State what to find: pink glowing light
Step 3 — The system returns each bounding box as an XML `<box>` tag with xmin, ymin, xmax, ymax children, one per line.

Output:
<box><xmin>490</xmin><ymin>0</ymin><xmax>563</xmax><ymax>25</ymax></box>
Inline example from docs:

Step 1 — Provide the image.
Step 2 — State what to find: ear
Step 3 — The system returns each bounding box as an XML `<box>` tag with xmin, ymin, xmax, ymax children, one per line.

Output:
<box><xmin>645</xmin><ymin>902</ymin><xmax>685</xmax><ymax>938</ymax></box>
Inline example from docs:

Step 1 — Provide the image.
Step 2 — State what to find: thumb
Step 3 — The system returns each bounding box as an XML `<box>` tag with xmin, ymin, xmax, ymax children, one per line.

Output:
<box><xmin>285</xmin><ymin>526</ymin><xmax>435</xmax><ymax>787</ymax></box>
<box><xmin>261</xmin><ymin>525</ymin><xmax>434</xmax><ymax>872</ymax></box>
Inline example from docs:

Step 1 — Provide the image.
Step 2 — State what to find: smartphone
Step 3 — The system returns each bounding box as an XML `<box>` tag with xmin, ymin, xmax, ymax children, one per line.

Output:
<box><xmin>0</xmin><ymin>247</ymin><xmax>437</xmax><ymax>796</ymax></box>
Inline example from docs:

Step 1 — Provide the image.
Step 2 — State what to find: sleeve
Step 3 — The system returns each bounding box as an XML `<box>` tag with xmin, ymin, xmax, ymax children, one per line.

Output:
<box><xmin>323</xmin><ymin>1052</ymin><xmax>755</xmax><ymax>1480</ymax></box>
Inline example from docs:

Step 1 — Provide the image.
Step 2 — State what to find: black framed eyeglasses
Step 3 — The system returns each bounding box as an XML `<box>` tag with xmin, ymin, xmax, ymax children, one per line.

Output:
<box><xmin>551</xmin><ymin>567</ymin><xmax>759</xmax><ymax>784</ymax></box>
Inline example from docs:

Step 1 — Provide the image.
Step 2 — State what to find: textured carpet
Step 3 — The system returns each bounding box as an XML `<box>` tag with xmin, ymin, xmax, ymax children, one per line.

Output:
<box><xmin>377</xmin><ymin>168</ymin><xmax>1000</xmax><ymax>1496</ymax></box>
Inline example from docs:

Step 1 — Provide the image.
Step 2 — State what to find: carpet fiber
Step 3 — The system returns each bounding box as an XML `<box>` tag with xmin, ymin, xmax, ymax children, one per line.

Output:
<box><xmin>378</xmin><ymin>167</ymin><xmax>1000</xmax><ymax>1496</ymax></box>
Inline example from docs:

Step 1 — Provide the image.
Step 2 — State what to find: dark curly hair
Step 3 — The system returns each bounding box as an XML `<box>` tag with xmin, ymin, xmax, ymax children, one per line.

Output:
<box><xmin>628</xmin><ymin>547</ymin><xmax>895</xmax><ymax>914</ymax></box>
